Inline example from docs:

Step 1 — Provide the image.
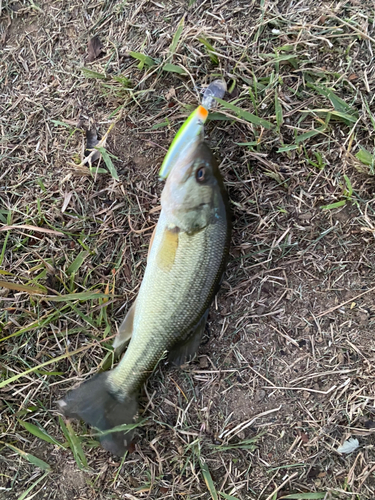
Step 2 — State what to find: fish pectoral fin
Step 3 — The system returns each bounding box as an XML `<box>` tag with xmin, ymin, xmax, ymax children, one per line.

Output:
<box><xmin>113</xmin><ymin>301</ymin><xmax>136</xmax><ymax>350</ymax></box>
<box><xmin>168</xmin><ymin>308</ymin><xmax>209</xmax><ymax>366</ymax></box>
<box><xmin>57</xmin><ymin>372</ymin><xmax>138</xmax><ymax>457</ymax></box>
<box><xmin>156</xmin><ymin>226</ymin><xmax>180</xmax><ymax>271</ymax></box>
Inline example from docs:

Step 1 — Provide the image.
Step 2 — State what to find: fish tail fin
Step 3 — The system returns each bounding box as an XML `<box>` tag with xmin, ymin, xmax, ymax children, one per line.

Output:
<box><xmin>57</xmin><ymin>372</ymin><xmax>138</xmax><ymax>456</ymax></box>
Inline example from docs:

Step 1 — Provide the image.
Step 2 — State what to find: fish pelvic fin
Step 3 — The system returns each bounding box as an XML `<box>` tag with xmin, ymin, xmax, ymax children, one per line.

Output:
<box><xmin>57</xmin><ymin>372</ymin><xmax>138</xmax><ymax>456</ymax></box>
<box><xmin>113</xmin><ymin>301</ymin><xmax>136</xmax><ymax>350</ymax></box>
<box><xmin>168</xmin><ymin>308</ymin><xmax>209</xmax><ymax>366</ymax></box>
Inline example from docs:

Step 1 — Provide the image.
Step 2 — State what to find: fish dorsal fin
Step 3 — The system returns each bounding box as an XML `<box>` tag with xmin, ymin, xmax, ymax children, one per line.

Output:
<box><xmin>147</xmin><ymin>225</ymin><xmax>157</xmax><ymax>261</ymax></box>
<box><xmin>113</xmin><ymin>301</ymin><xmax>136</xmax><ymax>350</ymax></box>
<box><xmin>156</xmin><ymin>226</ymin><xmax>180</xmax><ymax>272</ymax></box>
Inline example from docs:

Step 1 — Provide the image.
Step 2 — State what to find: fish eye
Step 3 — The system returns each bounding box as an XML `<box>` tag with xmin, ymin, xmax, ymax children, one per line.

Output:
<box><xmin>196</xmin><ymin>166</ymin><xmax>206</xmax><ymax>183</ymax></box>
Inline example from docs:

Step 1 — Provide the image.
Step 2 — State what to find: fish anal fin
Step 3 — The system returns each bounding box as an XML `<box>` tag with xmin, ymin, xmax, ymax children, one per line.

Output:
<box><xmin>113</xmin><ymin>301</ymin><xmax>136</xmax><ymax>350</ymax></box>
<box><xmin>168</xmin><ymin>309</ymin><xmax>209</xmax><ymax>366</ymax></box>
<box><xmin>156</xmin><ymin>225</ymin><xmax>180</xmax><ymax>272</ymax></box>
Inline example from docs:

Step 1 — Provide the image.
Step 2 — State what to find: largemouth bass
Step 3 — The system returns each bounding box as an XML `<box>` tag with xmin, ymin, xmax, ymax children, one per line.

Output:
<box><xmin>58</xmin><ymin>142</ymin><xmax>231</xmax><ymax>456</ymax></box>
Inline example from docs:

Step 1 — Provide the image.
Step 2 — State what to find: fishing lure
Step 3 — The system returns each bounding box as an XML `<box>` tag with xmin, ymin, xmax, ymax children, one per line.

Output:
<box><xmin>159</xmin><ymin>79</ymin><xmax>226</xmax><ymax>180</ymax></box>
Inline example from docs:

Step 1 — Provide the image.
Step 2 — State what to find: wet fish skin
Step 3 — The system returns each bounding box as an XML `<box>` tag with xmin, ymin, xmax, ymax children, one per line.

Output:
<box><xmin>58</xmin><ymin>142</ymin><xmax>231</xmax><ymax>456</ymax></box>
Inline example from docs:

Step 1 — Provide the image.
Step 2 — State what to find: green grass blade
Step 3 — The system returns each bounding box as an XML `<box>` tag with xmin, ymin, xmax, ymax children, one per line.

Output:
<box><xmin>363</xmin><ymin>98</ymin><xmax>375</xmax><ymax>130</ymax></box>
<box><xmin>277</xmin><ymin>145</ymin><xmax>299</xmax><ymax>152</ymax></box>
<box><xmin>280</xmin><ymin>494</ymin><xmax>326</xmax><ymax>499</ymax></box>
<box><xmin>0</xmin><ymin>308</ymin><xmax>65</xmax><ymax>343</ymax></box>
<box><xmin>216</xmin><ymin>98</ymin><xmax>273</xmax><ymax>129</ymax></box>
<box><xmin>6</xmin><ymin>444</ymin><xmax>51</xmax><ymax>471</ymax></box>
<box><xmin>81</xmin><ymin>67</ymin><xmax>106</xmax><ymax>79</ymax></box>
<box><xmin>96</xmin><ymin>147</ymin><xmax>119</xmax><ymax>180</ymax></box>
<box><xmin>169</xmin><ymin>17</ymin><xmax>184</xmax><ymax>54</ymax></box>
<box><xmin>129</xmin><ymin>51</ymin><xmax>156</xmax><ymax>70</ymax></box>
<box><xmin>309</xmin><ymin>83</ymin><xmax>357</xmax><ymax>116</ymax></box>
<box><xmin>59</xmin><ymin>417</ymin><xmax>89</xmax><ymax>470</ymax></box>
<box><xmin>219</xmin><ymin>493</ymin><xmax>241</xmax><ymax>500</ymax></box>
<box><xmin>320</xmin><ymin>200</ymin><xmax>346</xmax><ymax>210</ymax></box>
<box><xmin>344</xmin><ymin>174</ymin><xmax>353</xmax><ymax>197</ymax></box>
<box><xmin>18</xmin><ymin>420</ymin><xmax>65</xmax><ymax>449</ymax></box>
<box><xmin>0</xmin><ymin>229</ymin><xmax>10</xmax><ymax>267</ymax></box>
<box><xmin>307</xmin><ymin>83</ymin><xmax>358</xmax><ymax>125</ymax></box>
<box><xmin>199</xmin><ymin>459</ymin><xmax>218</xmax><ymax>500</ymax></box>
<box><xmin>275</xmin><ymin>90</ymin><xmax>283</xmax><ymax>130</ymax></box>
<box><xmin>66</xmin><ymin>421</ymin><xmax>89</xmax><ymax>469</ymax></box>
<box><xmin>211</xmin><ymin>430</ymin><xmax>265</xmax><ymax>451</ymax></box>
<box><xmin>211</xmin><ymin>442</ymin><xmax>257</xmax><ymax>451</ymax></box>
<box><xmin>356</xmin><ymin>147</ymin><xmax>374</xmax><ymax>166</ymax></box>
<box><xmin>92</xmin><ymin>419</ymin><xmax>147</xmax><ymax>437</ymax></box>
<box><xmin>112</xmin><ymin>75</ymin><xmax>131</xmax><ymax>88</ymax></box>
<box><xmin>0</xmin><ymin>344</ymin><xmax>92</xmax><ymax>388</ymax></box>
<box><xmin>295</xmin><ymin>127</ymin><xmax>325</xmax><ymax>143</ymax></box>
<box><xmin>329</xmin><ymin>110</ymin><xmax>357</xmax><ymax>123</ymax></box>
<box><xmin>17</xmin><ymin>471</ymin><xmax>49</xmax><ymax>500</ymax></box>
<box><xmin>236</xmin><ymin>141</ymin><xmax>258</xmax><ymax>146</ymax></box>
<box><xmin>50</xmin><ymin>119</ymin><xmax>74</xmax><ymax>129</ymax></box>
<box><xmin>198</xmin><ymin>37</ymin><xmax>219</xmax><ymax>64</ymax></box>
<box><xmin>162</xmin><ymin>63</ymin><xmax>186</xmax><ymax>74</ymax></box>
<box><xmin>263</xmin><ymin>53</ymin><xmax>298</xmax><ymax>67</ymax></box>
<box><xmin>304</xmin><ymin>109</ymin><xmax>356</xmax><ymax>125</ymax></box>
<box><xmin>66</xmin><ymin>251</ymin><xmax>89</xmax><ymax>275</ymax></box>
<box><xmin>90</xmin><ymin>166</ymin><xmax>108</xmax><ymax>174</ymax></box>
<box><xmin>208</xmin><ymin>112</ymin><xmax>233</xmax><ymax>121</ymax></box>
<box><xmin>151</xmin><ymin>120</ymin><xmax>169</xmax><ymax>129</ymax></box>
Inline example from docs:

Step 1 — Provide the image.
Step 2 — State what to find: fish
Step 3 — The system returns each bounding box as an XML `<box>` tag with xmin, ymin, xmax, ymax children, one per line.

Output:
<box><xmin>57</xmin><ymin>141</ymin><xmax>231</xmax><ymax>456</ymax></box>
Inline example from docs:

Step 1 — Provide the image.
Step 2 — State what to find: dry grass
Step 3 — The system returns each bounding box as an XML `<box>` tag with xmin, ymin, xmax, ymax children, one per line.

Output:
<box><xmin>1</xmin><ymin>0</ymin><xmax>375</xmax><ymax>498</ymax></box>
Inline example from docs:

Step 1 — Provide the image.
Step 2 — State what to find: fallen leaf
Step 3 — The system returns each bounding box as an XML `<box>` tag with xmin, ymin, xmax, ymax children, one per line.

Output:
<box><xmin>300</xmin><ymin>431</ymin><xmax>309</xmax><ymax>443</ymax></box>
<box><xmin>0</xmin><ymin>280</ymin><xmax>45</xmax><ymax>294</ymax></box>
<box><xmin>61</xmin><ymin>192</ymin><xmax>73</xmax><ymax>213</ymax></box>
<box><xmin>165</xmin><ymin>88</ymin><xmax>176</xmax><ymax>100</ymax></box>
<box><xmin>87</xmin><ymin>36</ymin><xmax>103</xmax><ymax>62</ymax></box>
<box><xmin>337</xmin><ymin>437</ymin><xmax>359</xmax><ymax>454</ymax></box>
<box><xmin>307</xmin><ymin>467</ymin><xmax>320</xmax><ymax>479</ymax></box>
<box><xmin>349</xmin><ymin>73</ymin><xmax>358</xmax><ymax>81</ymax></box>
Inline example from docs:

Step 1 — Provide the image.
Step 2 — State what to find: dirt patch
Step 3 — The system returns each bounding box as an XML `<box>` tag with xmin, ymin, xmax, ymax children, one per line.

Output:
<box><xmin>56</xmin><ymin>463</ymin><xmax>87</xmax><ymax>499</ymax></box>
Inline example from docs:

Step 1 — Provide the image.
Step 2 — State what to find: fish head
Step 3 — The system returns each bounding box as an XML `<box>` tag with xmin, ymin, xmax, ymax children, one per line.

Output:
<box><xmin>161</xmin><ymin>142</ymin><xmax>224</xmax><ymax>232</ymax></box>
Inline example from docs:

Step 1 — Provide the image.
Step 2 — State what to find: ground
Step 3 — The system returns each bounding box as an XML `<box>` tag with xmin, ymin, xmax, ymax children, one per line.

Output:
<box><xmin>1</xmin><ymin>0</ymin><xmax>375</xmax><ymax>499</ymax></box>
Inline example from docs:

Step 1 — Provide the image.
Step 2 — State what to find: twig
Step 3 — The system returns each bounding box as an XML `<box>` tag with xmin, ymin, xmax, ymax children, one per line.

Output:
<box><xmin>316</xmin><ymin>285</ymin><xmax>375</xmax><ymax>318</ymax></box>
<box><xmin>219</xmin><ymin>406</ymin><xmax>282</xmax><ymax>440</ymax></box>
<box><xmin>265</xmin><ymin>472</ymin><xmax>298</xmax><ymax>500</ymax></box>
